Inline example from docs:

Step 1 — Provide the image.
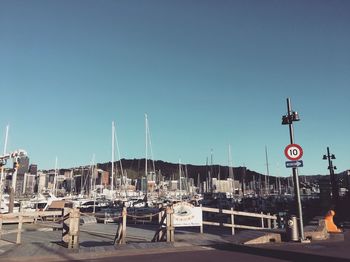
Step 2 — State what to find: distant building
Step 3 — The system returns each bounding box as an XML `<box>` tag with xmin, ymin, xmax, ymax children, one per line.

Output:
<box><xmin>37</xmin><ymin>171</ymin><xmax>46</xmax><ymax>192</ymax></box>
<box><xmin>17</xmin><ymin>156</ymin><xmax>29</xmax><ymax>175</ymax></box>
<box><xmin>29</xmin><ymin>164</ymin><xmax>38</xmax><ymax>175</ymax></box>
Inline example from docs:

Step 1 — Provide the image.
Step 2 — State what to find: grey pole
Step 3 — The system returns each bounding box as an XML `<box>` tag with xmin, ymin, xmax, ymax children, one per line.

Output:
<box><xmin>325</xmin><ymin>147</ymin><xmax>338</xmax><ymax>207</ymax></box>
<box><xmin>286</xmin><ymin>98</ymin><xmax>305</xmax><ymax>241</ymax></box>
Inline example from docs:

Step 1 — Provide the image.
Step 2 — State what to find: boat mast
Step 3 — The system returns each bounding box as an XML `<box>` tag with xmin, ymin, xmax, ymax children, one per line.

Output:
<box><xmin>53</xmin><ymin>157</ymin><xmax>58</xmax><ymax>196</ymax></box>
<box><xmin>265</xmin><ymin>145</ymin><xmax>270</xmax><ymax>195</ymax></box>
<box><xmin>145</xmin><ymin>114</ymin><xmax>148</xmax><ymax>190</ymax></box>
<box><xmin>111</xmin><ymin>121</ymin><xmax>115</xmax><ymax>192</ymax></box>
<box><xmin>228</xmin><ymin>144</ymin><xmax>235</xmax><ymax>194</ymax></box>
<box><xmin>228</xmin><ymin>144</ymin><xmax>234</xmax><ymax>178</ymax></box>
<box><xmin>179</xmin><ymin>159</ymin><xmax>182</xmax><ymax>201</ymax></box>
<box><xmin>0</xmin><ymin>125</ymin><xmax>9</xmax><ymax>208</ymax></box>
<box><xmin>114</xmin><ymin>122</ymin><xmax>125</xmax><ymax>196</ymax></box>
<box><xmin>89</xmin><ymin>154</ymin><xmax>95</xmax><ymax>198</ymax></box>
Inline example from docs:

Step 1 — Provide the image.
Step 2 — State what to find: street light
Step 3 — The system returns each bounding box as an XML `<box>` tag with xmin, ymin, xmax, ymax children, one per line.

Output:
<box><xmin>281</xmin><ymin>98</ymin><xmax>306</xmax><ymax>242</ymax></box>
<box><xmin>323</xmin><ymin>147</ymin><xmax>338</xmax><ymax>207</ymax></box>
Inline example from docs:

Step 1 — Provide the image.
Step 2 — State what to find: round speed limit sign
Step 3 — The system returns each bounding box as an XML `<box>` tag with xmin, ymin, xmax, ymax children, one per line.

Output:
<box><xmin>284</xmin><ymin>144</ymin><xmax>303</xmax><ymax>160</ymax></box>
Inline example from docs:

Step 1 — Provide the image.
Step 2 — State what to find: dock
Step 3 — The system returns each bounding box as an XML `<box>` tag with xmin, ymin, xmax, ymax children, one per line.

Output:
<box><xmin>0</xmin><ymin>222</ymin><xmax>349</xmax><ymax>262</ymax></box>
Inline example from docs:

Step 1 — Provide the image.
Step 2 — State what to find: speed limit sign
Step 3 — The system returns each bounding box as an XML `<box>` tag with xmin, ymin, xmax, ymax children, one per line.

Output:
<box><xmin>284</xmin><ymin>144</ymin><xmax>303</xmax><ymax>160</ymax></box>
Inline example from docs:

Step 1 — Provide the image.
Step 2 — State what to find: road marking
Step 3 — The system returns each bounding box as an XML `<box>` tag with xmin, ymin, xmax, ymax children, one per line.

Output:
<box><xmin>201</xmin><ymin>246</ymin><xmax>215</xmax><ymax>250</ymax></box>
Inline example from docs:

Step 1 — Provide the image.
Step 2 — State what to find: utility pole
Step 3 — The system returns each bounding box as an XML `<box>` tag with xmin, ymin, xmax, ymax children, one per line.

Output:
<box><xmin>281</xmin><ymin>98</ymin><xmax>306</xmax><ymax>242</ymax></box>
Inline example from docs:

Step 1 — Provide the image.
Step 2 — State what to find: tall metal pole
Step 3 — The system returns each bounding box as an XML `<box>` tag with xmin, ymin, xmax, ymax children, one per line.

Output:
<box><xmin>286</xmin><ymin>98</ymin><xmax>305</xmax><ymax>241</ymax></box>
<box><xmin>326</xmin><ymin>147</ymin><xmax>338</xmax><ymax>207</ymax></box>
<box><xmin>111</xmin><ymin>121</ymin><xmax>115</xmax><ymax>192</ymax></box>
<box><xmin>179</xmin><ymin>159</ymin><xmax>182</xmax><ymax>201</ymax></box>
<box><xmin>0</xmin><ymin>125</ymin><xmax>9</xmax><ymax>209</ymax></box>
<box><xmin>265</xmin><ymin>145</ymin><xmax>270</xmax><ymax>195</ymax></box>
<box><xmin>145</xmin><ymin>114</ymin><xmax>148</xmax><ymax>204</ymax></box>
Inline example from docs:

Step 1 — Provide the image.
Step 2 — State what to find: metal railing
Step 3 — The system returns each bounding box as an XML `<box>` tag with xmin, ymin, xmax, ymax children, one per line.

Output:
<box><xmin>201</xmin><ymin>206</ymin><xmax>277</xmax><ymax>235</ymax></box>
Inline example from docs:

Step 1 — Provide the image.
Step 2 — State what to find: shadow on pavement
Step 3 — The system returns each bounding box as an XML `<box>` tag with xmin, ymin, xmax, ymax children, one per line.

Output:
<box><xmin>79</xmin><ymin>241</ymin><xmax>114</xmax><ymax>247</ymax></box>
<box><xmin>208</xmin><ymin>242</ymin><xmax>349</xmax><ymax>262</ymax></box>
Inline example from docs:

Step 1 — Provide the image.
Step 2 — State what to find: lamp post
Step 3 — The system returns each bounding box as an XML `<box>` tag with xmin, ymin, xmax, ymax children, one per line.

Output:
<box><xmin>323</xmin><ymin>147</ymin><xmax>338</xmax><ymax>207</ymax></box>
<box><xmin>282</xmin><ymin>98</ymin><xmax>306</xmax><ymax>242</ymax></box>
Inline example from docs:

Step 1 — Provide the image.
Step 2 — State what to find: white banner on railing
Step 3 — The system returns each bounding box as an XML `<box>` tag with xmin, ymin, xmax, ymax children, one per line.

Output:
<box><xmin>173</xmin><ymin>202</ymin><xmax>202</xmax><ymax>227</ymax></box>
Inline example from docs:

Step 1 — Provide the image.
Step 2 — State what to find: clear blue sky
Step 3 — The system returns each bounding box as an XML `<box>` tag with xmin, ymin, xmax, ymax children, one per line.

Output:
<box><xmin>0</xmin><ymin>0</ymin><xmax>349</xmax><ymax>176</ymax></box>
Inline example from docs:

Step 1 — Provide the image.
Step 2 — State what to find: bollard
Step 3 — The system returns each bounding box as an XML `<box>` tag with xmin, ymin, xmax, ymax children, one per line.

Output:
<box><xmin>286</xmin><ymin>215</ymin><xmax>299</xmax><ymax>241</ymax></box>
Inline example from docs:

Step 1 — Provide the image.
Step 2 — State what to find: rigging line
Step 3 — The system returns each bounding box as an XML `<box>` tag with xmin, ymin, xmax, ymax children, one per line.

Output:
<box><xmin>146</xmin><ymin>116</ymin><xmax>156</xmax><ymax>174</ymax></box>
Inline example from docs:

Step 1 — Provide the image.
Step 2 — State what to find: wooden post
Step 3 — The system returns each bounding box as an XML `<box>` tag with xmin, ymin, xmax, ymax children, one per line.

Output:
<box><xmin>231</xmin><ymin>207</ymin><xmax>235</xmax><ymax>235</ymax></box>
<box><xmin>166</xmin><ymin>206</ymin><xmax>174</xmax><ymax>242</ymax></box>
<box><xmin>170</xmin><ymin>207</ymin><xmax>174</xmax><ymax>241</ymax></box>
<box><xmin>158</xmin><ymin>204</ymin><xmax>162</xmax><ymax>224</ymax></box>
<box><xmin>273</xmin><ymin>218</ymin><xmax>277</xmax><ymax>229</ymax></box>
<box><xmin>62</xmin><ymin>208</ymin><xmax>80</xmax><ymax>249</ymax></box>
<box><xmin>121</xmin><ymin>207</ymin><xmax>127</xmax><ymax>244</ymax></box>
<box><xmin>16</xmin><ymin>215</ymin><xmax>23</xmax><ymax>244</ymax></box>
<box><xmin>267</xmin><ymin>213</ymin><xmax>271</xmax><ymax>229</ymax></box>
<box><xmin>9</xmin><ymin>187</ymin><xmax>14</xmax><ymax>213</ymax></box>
<box><xmin>0</xmin><ymin>215</ymin><xmax>3</xmax><ymax>240</ymax></box>
<box><xmin>200</xmin><ymin>204</ymin><xmax>203</xmax><ymax>234</ymax></box>
<box><xmin>261</xmin><ymin>212</ymin><xmax>264</xmax><ymax>229</ymax></box>
<box><xmin>68</xmin><ymin>208</ymin><xmax>80</xmax><ymax>249</ymax></box>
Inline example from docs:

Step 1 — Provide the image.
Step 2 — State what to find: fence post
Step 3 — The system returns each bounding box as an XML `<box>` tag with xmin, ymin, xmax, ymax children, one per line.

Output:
<box><xmin>0</xmin><ymin>215</ymin><xmax>3</xmax><ymax>240</ymax></box>
<box><xmin>267</xmin><ymin>213</ymin><xmax>271</xmax><ymax>229</ymax></box>
<box><xmin>200</xmin><ymin>204</ymin><xmax>203</xmax><ymax>234</ymax></box>
<box><xmin>273</xmin><ymin>217</ymin><xmax>277</xmax><ymax>229</ymax></box>
<box><xmin>261</xmin><ymin>212</ymin><xmax>264</xmax><ymax>229</ymax></box>
<box><xmin>166</xmin><ymin>206</ymin><xmax>174</xmax><ymax>242</ymax></box>
<box><xmin>16</xmin><ymin>214</ymin><xmax>23</xmax><ymax>244</ymax></box>
<box><xmin>62</xmin><ymin>208</ymin><xmax>80</xmax><ymax>249</ymax></box>
<box><xmin>121</xmin><ymin>207</ymin><xmax>127</xmax><ymax>244</ymax></box>
<box><xmin>231</xmin><ymin>207</ymin><xmax>235</xmax><ymax>235</ymax></box>
<box><xmin>158</xmin><ymin>204</ymin><xmax>162</xmax><ymax>224</ymax></box>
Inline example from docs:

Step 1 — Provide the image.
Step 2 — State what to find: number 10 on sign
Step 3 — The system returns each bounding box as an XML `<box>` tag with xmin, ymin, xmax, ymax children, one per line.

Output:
<box><xmin>284</xmin><ymin>144</ymin><xmax>303</xmax><ymax>161</ymax></box>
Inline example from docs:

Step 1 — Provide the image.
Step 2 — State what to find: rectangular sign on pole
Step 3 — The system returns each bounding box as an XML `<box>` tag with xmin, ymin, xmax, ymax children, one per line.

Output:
<box><xmin>172</xmin><ymin>202</ymin><xmax>203</xmax><ymax>227</ymax></box>
<box><xmin>285</xmin><ymin>160</ymin><xmax>303</xmax><ymax>168</ymax></box>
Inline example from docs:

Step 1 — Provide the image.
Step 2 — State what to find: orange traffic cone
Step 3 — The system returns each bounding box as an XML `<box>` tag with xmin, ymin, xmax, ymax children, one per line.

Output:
<box><xmin>325</xmin><ymin>210</ymin><xmax>342</xmax><ymax>233</ymax></box>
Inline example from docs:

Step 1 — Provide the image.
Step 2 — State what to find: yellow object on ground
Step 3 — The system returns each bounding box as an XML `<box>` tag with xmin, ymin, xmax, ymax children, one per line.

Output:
<box><xmin>325</xmin><ymin>210</ymin><xmax>342</xmax><ymax>233</ymax></box>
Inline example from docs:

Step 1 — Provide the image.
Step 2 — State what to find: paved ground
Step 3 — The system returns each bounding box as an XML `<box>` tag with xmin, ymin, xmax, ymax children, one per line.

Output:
<box><xmin>0</xmin><ymin>222</ymin><xmax>349</xmax><ymax>261</ymax></box>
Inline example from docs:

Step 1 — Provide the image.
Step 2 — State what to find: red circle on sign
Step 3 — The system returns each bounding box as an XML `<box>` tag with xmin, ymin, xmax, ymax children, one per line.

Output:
<box><xmin>284</xmin><ymin>144</ymin><xmax>303</xmax><ymax>160</ymax></box>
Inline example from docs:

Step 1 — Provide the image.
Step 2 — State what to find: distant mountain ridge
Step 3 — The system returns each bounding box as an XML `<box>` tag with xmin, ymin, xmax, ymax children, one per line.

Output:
<box><xmin>54</xmin><ymin>158</ymin><xmax>344</xmax><ymax>184</ymax></box>
<box><xmin>96</xmin><ymin>158</ymin><xmax>280</xmax><ymax>184</ymax></box>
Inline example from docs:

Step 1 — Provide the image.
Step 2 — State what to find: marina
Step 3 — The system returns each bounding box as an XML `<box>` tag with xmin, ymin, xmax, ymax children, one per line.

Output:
<box><xmin>1</xmin><ymin>1</ymin><xmax>350</xmax><ymax>260</ymax></box>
